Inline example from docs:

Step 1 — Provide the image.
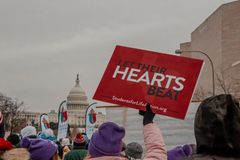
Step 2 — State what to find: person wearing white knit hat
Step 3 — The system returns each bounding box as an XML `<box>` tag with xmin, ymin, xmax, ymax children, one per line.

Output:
<box><xmin>20</xmin><ymin>126</ymin><xmax>37</xmax><ymax>139</ymax></box>
<box><xmin>61</xmin><ymin>138</ymin><xmax>70</xmax><ymax>146</ymax></box>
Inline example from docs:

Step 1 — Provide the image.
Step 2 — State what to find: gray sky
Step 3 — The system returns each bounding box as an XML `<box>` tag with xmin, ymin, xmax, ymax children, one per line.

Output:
<box><xmin>0</xmin><ymin>0</ymin><xmax>235</xmax><ymax>112</ymax></box>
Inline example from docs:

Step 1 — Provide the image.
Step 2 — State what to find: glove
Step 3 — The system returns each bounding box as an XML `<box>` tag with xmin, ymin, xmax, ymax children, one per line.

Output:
<box><xmin>139</xmin><ymin>103</ymin><xmax>155</xmax><ymax>126</ymax></box>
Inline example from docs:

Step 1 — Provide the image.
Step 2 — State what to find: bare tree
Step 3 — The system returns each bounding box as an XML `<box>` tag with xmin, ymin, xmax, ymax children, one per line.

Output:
<box><xmin>216</xmin><ymin>69</ymin><xmax>240</xmax><ymax>97</ymax></box>
<box><xmin>0</xmin><ymin>93</ymin><xmax>26</xmax><ymax>133</ymax></box>
<box><xmin>193</xmin><ymin>86</ymin><xmax>212</xmax><ymax>102</ymax></box>
<box><xmin>192</xmin><ymin>70</ymin><xmax>239</xmax><ymax>102</ymax></box>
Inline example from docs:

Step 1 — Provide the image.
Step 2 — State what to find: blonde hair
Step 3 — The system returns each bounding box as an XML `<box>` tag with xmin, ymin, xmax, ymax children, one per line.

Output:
<box><xmin>1</xmin><ymin>148</ymin><xmax>30</xmax><ymax>160</ymax></box>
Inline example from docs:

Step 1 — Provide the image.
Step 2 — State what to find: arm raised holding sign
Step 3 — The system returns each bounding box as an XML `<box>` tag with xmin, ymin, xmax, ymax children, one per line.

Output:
<box><xmin>139</xmin><ymin>104</ymin><xmax>167</xmax><ymax>160</ymax></box>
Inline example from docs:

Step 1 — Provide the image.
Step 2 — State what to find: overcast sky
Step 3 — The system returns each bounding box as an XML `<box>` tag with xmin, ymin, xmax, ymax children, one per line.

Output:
<box><xmin>0</xmin><ymin>0</ymin><xmax>235</xmax><ymax>112</ymax></box>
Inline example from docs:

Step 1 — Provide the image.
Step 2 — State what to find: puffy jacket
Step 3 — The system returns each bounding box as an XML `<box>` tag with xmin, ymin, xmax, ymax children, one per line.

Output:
<box><xmin>64</xmin><ymin>149</ymin><xmax>88</xmax><ymax>160</ymax></box>
<box><xmin>85</xmin><ymin>123</ymin><xmax>167</xmax><ymax>160</ymax></box>
<box><xmin>184</xmin><ymin>154</ymin><xmax>239</xmax><ymax>160</ymax></box>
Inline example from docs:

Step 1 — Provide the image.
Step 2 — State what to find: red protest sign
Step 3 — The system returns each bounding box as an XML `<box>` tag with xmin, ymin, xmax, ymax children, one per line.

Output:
<box><xmin>93</xmin><ymin>46</ymin><xmax>203</xmax><ymax>119</ymax></box>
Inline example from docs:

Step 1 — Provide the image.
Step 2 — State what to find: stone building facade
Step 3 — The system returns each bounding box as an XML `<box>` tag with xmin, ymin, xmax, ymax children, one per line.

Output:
<box><xmin>179</xmin><ymin>1</ymin><xmax>240</xmax><ymax>99</ymax></box>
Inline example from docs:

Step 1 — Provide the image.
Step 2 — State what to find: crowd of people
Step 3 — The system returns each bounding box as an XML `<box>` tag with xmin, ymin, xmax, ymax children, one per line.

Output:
<box><xmin>0</xmin><ymin>94</ymin><xmax>239</xmax><ymax>160</ymax></box>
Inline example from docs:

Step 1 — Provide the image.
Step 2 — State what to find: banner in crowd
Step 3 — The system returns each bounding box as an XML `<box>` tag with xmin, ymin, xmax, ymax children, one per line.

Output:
<box><xmin>93</xmin><ymin>45</ymin><xmax>204</xmax><ymax>119</ymax></box>
<box><xmin>57</xmin><ymin>100</ymin><xmax>68</xmax><ymax>140</ymax></box>
<box><xmin>40</xmin><ymin>113</ymin><xmax>50</xmax><ymax>132</ymax></box>
<box><xmin>85</xmin><ymin>102</ymin><xmax>97</xmax><ymax>139</ymax></box>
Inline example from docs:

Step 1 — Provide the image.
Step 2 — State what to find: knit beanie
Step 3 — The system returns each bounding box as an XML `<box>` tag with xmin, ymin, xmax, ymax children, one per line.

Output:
<box><xmin>74</xmin><ymin>133</ymin><xmax>85</xmax><ymax>144</ymax></box>
<box><xmin>7</xmin><ymin>134</ymin><xmax>20</xmax><ymax>146</ymax></box>
<box><xmin>167</xmin><ymin>144</ymin><xmax>193</xmax><ymax>160</ymax></box>
<box><xmin>125</xmin><ymin>142</ymin><xmax>143</xmax><ymax>159</ymax></box>
<box><xmin>38</xmin><ymin>128</ymin><xmax>57</xmax><ymax>142</ymax></box>
<box><xmin>195</xmin><ymin>94</ymin><xmax>240</xmax><ymax>155</ymax></box>
<box><xmin>88</xmin><ymin>122</ymin><xmax>125</xmax><ymax>158</ymax></box>
<box><xmin>61</xmin><ymin>138</ymin><xmax>70</xmax><ymax>146</ymax></box>
<box><xmin>64</xmin><ymin>149</ymin><xmax>88</xmax><ymax>160</ymax></box>
<box><xmin>20</xmin><ymin>137</ymin><xmax>57</xmax><ymax>160</ymax></box>
<box><xmin>73</xmin><ymin>133</ymin><xmax>86</xmax><ymax>149</ymax></box>
<box><xmin>21</xmin><ymin>126</ymin><xmax>37</xmax><ymax>139</ymax></box>
<box><xmin>42</xmin><ymin>128</ymin><xmax>54</xmax><ymax>137</ymax></box>
<box><xmin>0</xmin><ymin>138</ymin><xmax>13</xmax><ymax>151</ymax></box>
<box><xmin>1</xmin><ymin>148</ymin><xmax>30</xmax><ymax>160</ymax></box>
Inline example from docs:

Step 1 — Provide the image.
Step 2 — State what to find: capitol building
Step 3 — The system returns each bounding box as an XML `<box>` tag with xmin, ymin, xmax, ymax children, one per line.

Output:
<box><xmin>21</xmin><ymin>75</ymin><xmax>106</xmax><ymax>132</ymax></box>
<box><xmin>66</xmin><ymin>75</ymin><xmax>89</xmax><ymax>128</ymax></box>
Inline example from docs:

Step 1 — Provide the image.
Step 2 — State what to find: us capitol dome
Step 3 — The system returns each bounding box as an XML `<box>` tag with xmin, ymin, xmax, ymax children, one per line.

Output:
<box><xmin>66</xmin><ymin>74</ymin><xmax>89</xmax><ymax>128</ymax></box>
<box><xmin>67</xmin><ymin>74</ymin><xmax>89</xmax><ymax>108</ymax></box>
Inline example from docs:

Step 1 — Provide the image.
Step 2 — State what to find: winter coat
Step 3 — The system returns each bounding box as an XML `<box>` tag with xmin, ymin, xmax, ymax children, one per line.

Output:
<box><xmin>64</xmin><ymin>149</ymin><xmax>88</xmax><ymax>160</ymax></box>
<box><xmin>85</xmin><ymin>123</ymin><xmax>167</xmax><ymax>160</ymax></box>
<box><xmin>184</xmin><ymin>154</ymin><xmax>240</xmax><ymax>160</ymax></box>
<box><xmin>185</xmin><ymin>94</ymin><xmax>240</xmax><ymax>160</ymax></box>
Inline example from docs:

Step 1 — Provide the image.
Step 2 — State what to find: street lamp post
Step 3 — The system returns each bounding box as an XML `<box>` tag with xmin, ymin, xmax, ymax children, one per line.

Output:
<box><xmin>175</xmin><ymin>49</ymin><xmax>215</xmax><ymax>96</ymax></box>
<box><xmin>229</xmin><ymin>60</ymin><xmax>240</xmax><ymax>81</ymax></box>
<box><xmin>231</xmin><ymin>60</ymin><xmax>240</xmax><ymax>67</ymax></box>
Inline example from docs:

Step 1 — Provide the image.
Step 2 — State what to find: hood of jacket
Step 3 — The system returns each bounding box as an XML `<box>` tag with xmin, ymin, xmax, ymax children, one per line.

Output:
<box><xmin>85</xmin><ymin>155</ymin><xmax>127</xmax><ymax>160</ymax></box>
<box><xmin>194</xmin><ymin>94</ymin><xmax>240</xmax><ymax>156</ymax></box>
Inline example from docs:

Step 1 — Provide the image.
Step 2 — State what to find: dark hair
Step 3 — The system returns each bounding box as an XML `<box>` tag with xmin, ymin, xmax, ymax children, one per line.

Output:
<box><xmin>7</xmin><ymin>134</ymin><xmax>20</xmax><ymax>146</ymax></box>
<box><xmin>58</xmin><ymin>145</ymin><xmax>63</xmax><ymax>159</ymax></box>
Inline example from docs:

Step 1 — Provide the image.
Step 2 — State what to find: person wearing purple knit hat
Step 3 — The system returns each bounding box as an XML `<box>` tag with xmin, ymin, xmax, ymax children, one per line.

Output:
<box><xmin>167</xmin><ymin>144</ymin><xmax>193</xmax><ymax>160</ymax></box>
<box><xmin>85</xmin><ymin>103</ymin><xmax>167</xmax><ymax>160</ymax></box>
<box><xmin>88</xmin><ymin>121</ymin><xmax>125</xmax><ymax>158</ymax></box>
<box><xmin>20</xmin><ymin>137</ymin><xmax>58</xmax><ymax>160</ymax></box>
